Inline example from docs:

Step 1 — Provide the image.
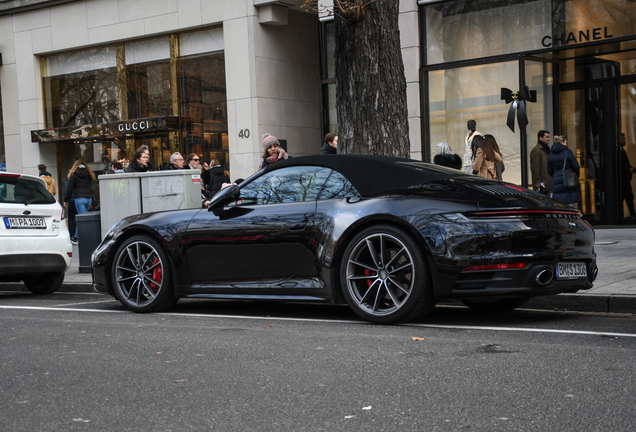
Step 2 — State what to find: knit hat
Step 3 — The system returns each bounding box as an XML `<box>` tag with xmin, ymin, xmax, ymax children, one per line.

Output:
<box><xmin>262</xmin><ymin>133</ymin><xmax>280</xmax><ymax>150</ymax></box>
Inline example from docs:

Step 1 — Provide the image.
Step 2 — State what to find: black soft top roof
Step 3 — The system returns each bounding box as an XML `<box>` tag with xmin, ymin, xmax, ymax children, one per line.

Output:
<box><xmin>266</xmin><ymin>154</ymin><xmax>470</xmax><ymax>196</ymax></box>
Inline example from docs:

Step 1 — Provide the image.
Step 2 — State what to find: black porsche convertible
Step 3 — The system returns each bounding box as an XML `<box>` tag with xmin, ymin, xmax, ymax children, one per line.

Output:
<box><xmin>91</xmin><ymin>155</ymin><xmax>597</xmax><ymax>324</ymax></box>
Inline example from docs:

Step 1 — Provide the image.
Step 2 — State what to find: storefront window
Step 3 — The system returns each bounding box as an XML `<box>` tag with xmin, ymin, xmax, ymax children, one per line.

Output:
<box><xmin>553</xmin><ymin>0</ymin><xmax>636</xmax><ymax>48</ymax></box>
<box><xmin>179</xmin><ymin>52</ymin><xmax>227</xmax><ymax>170</ymax></box>
<box><xmin>428</xmin><ymin>61</ymin><xmax>521</xmax><ymax>182</ymax></box>
<box><xmin>425</xmin><ymin>0</ymin><xmax>551</xmax><ymax>65</ymax></box>
<box><xmin>320</xmin><ymin>21</ymin><xmax>337</xmax><ymax>136</ymax></box>
<box><xmin>43</xmin><ymin>47</ymin><xmax>119</xmax><ymax>128</ymax></box>
<box><xmin>125</xmin><ymin>37</ymin><xmax>173</xmax><ymax>119</ymax></box>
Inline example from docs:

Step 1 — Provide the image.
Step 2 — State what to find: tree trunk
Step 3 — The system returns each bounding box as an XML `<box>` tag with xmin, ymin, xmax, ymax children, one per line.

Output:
<box><xmin>334</xmin><ymin>0</ymin><xmax>410</xmax><ymax>157</ymax></box>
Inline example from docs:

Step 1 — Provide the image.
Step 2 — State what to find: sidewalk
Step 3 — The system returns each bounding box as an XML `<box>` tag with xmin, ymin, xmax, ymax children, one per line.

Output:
<box><xmin>2</xmin><ymin>228</ymin><xmax>635</xmax><ymax>314</ymax></box>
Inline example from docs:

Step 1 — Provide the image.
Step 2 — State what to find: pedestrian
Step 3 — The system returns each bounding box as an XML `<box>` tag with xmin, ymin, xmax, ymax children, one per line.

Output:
<box><xmin>462</xmin><ymin>119</ymin><xmax>482</xmax><ymax>174</ymax></box>
<box><xmin>433</xmin><ymin>142</ymin><xmax>462</xmax><ymax>169</ymax></box>
<box><xmin>259</xmin><ymin>133</ymin><xmax>289</xmax><ymax>170</ymax></box>
<box><xmin>530</xmin><ymin>130</ymin><xmax>552</xmax><ymax>195</ymax></box>
<box><xmin>489</xmin><ymin>135</ymin><xmax>506</xmax><ymax>181</ymax></box>
<box><xmin>206</xmin><ymin>158</ymin><xmax>230</xmax><ymax>197</ymax></box>
<box><xmin>187</xmin><ymin>153</ymin><xmax>207</xmax><ymax>196</ymax></box>
<box><xmin>472</xmin><ymin>134</ymin><xmax>503</xmax><ymax>179</ymax></box>
<box><xmin>164</xmin><ymin>152</ymin><xmax>185</xmax><ymax>170</ymax></box>
<box><xmin>619</xmin><ymin>133</ymin><xmax>636</xmax><ymax>219</ymax></box>
<box><xmin>63</xmin><ymin>159</ymin><xmax>96</xmax><ymax>242</ymax></box>
<box><xmin>321</xmin><ymin>133</ymin><xmax>338</xmax><ymax>155</ymax></box>
<box><xmin>37</xmin><ymin>163</ymin><xmax>56</xmax><ymax>196</ymax></box>
<box><xmin>127</xmin><ymin>145</ymin><xmax>154</xmax><ymax>172</ymax></box>
<box><xmin>111</xmin><ymin>161</ymin><xmax>124</xmax><ymax>173</ymax></box>
<box><xmin>547</xmin><ymin>135</ymin><xmax>581</xmax><ymax>206</ymax></box>
<box><xmin>63</xmin><ymin>179</ymin><xmax>77</xmax><ymax>244</ymax></box>
<box><xmin>470</xmin><ymin>135</ymin><xmax>485</xmax><ymax>174</ymax></box>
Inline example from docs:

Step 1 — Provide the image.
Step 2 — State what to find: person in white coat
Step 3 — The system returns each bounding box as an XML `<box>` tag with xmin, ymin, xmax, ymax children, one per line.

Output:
<box><xmin>462</xmin><ymin>119</ymin><xmax>482</xmax><ymax>174</ymax></box>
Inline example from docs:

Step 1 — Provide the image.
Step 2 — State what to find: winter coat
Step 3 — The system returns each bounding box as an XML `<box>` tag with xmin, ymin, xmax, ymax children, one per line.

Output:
<box><xmin>64</xmin><ymin>166</ymin><xmax>92</xmax><ymax>202</ymax></box>
<box><xmin>320</xmin><ymin>143</ymin><xmax>337</xmax><ymax>155</ymax></box>
<box><xmin>127</xmin><ymin>161</ymin><xmax>151</xmax><ymax>173</ymax></box>
<box><xmin>39</xmin><ymin>171</ymin><xmax>56</xmax><ymax>195</ymax></box>
<box><xmin>494</xmin><ymin>160</ymin><xmax>506</xmax><ymax>181</ymax></box>
<box><xmin>472</xmin><ymin>148</ymin><xmax>502</xmax><ymax>179</ymax></box>
<box><xmin>433</xmin><ymin>154</ymin><xmax>462</xmax><ymax>170</ymax></box>
<box><xmin>206</xmin><ymin>166</ymin><xmax>230</xmax><ymax>196</ymax></box>
<box><xmin>530</xmin><ymin>142</ymin><xmax>552</xmax><ymax>193</ymax></box>
<box><xmin>462</xmin><ymin>130</ymin><xmax>482</xmax><ymax>173</ymax></box>
<box><xmin>547</xmin><ymin>143</ymin><xmax>581</xmax><ymax>205</ymax></box>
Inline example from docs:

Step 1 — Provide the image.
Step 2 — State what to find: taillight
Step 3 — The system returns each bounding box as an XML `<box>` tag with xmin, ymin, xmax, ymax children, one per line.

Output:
<box><xmin>59</xmin><ymin>202</ymin><xmax>65</xmax><ymax>221</ymax></box>
<box><xmin>464</xmin><ymin>263</ymin><xmax>527</xmax><ymax>271</ymax></box>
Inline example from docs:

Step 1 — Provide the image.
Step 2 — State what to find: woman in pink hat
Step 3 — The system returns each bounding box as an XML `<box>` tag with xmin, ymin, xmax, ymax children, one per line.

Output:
<box><xmin>259</xmin><ymin>133</ymin><xmax>290</xmax><ymax>170</ymax></box>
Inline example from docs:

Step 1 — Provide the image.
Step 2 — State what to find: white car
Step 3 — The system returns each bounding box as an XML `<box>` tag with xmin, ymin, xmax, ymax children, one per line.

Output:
<box><xmin>0</xmin><ymin>171</ymin><xmax>72</xmax><ymax>293</ymax></box>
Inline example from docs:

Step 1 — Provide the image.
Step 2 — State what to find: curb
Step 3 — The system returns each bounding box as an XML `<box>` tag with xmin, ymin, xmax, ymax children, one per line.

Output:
<box><xmin>525</xmin><ymin>294</ymin><xmax>636</xmax><ymax>314</ymax></box>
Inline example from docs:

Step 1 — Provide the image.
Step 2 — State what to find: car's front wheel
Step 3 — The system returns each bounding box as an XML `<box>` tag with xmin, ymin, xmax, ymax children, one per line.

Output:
<box><xmin>340</xmin><ymin>225</ymin><xmax>435</xmax><ymax>324</ymax></box>
<box><xmin>111</xmin><ymin>235</ymin><xmax>175</xmax><ymax>313</ymax></box>
<box><xmin>24</xmin><ymin>272</ymin><xmax>65</xmax><ymax>294</ymax></box>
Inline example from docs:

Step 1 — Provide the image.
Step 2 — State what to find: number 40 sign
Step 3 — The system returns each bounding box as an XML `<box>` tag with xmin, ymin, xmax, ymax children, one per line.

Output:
<box><xmin>238</xmin><ymin>129</ymin><xmax>250</xmax><ymax>139</ymax></box>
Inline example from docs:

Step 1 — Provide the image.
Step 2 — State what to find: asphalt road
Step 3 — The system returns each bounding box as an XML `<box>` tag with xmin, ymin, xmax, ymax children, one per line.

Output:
<box><xmin>1</xmin><ymin>292</ymin><xmax>635</xmax><ymax>432</ymax></box>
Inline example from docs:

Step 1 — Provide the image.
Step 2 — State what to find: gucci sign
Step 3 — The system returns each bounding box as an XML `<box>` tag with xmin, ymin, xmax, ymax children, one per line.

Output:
<box><xmin>117</xmin><ymin>120</ymin><xmax>151</xmax><ymax>132</ymax></box>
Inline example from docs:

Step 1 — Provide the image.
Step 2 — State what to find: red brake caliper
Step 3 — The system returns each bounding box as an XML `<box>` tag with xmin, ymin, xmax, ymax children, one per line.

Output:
<box><xmin>150</xmin><ymin>258</ymin><xmax>162</xmax><ymax>292</ymax></box>
<box><xmin>365</xmin><ymin>268</ymin><xmax>374</xmax><ymax>288</ymax></box>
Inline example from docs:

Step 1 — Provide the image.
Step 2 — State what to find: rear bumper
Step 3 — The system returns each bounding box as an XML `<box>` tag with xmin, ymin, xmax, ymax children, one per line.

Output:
<box><xmin>0</xmin><ymin>253</ymin><xmax>70</xmax><ymax>281</ymax></box>
<box><xmin>436</xmin><ymin>260</ymin><xmax>597</xmax><ymax>300</ymax></box>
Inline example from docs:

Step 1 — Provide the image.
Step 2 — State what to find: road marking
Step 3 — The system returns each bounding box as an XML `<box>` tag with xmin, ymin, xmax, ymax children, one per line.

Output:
<box><xmin>0</xmin><ymin>305</ymin><xmax>635</xmax><ymax>338</ymax></box>
<box><xmin>53</xmin><ymin>300</ymin><xmax>118</xmax><ymax>307</ymax></box>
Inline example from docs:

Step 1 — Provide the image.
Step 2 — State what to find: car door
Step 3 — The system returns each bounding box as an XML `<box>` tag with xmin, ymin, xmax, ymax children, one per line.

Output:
<box><xmin>184</xmin><ymin>165</ymin><xmax>333</xmax><ymax>283</ymax></box>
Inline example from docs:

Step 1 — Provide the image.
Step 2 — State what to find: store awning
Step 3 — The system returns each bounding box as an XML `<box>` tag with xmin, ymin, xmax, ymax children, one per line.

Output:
<box><xmin>31</xmin><ymin>116</ymin><xmax>185</xmax><ymax>143</ymax></box>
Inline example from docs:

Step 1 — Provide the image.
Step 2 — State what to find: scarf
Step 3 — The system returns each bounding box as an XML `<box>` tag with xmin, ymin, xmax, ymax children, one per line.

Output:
<box><xmin>265</xmin><ymin>148</ymin><xmax>288</xmax><ymax>165</ymax></box>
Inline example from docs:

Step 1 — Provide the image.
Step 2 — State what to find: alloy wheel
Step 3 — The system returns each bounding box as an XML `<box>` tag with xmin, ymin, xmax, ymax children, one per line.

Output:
<box><xmin>345</xmin><ymin>232</ymin><xmax>415</xmax><ymax>317</ymax></box>
<box><xmin>114</xmin><ymin>240</ymin><xmax>164</xmax><ymax>308</ymax></box>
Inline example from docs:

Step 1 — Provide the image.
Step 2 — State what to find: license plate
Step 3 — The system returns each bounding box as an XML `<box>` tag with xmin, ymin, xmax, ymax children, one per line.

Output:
<box><xmin>4</xmin><ymin>217</ymin><xmax>47</xmax><ymax>229</ymax></box>
<box><xmin>556</xmin><ymin>262</ymin><xmax>587</xmax><ymax>279</ymax></box>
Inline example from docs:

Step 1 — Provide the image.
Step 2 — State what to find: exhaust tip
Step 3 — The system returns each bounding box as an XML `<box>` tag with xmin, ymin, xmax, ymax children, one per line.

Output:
<box><xmin>535</xmin><ymin>268</ymin><xmax>554</xmax><ymax>286</ymax></box>
<box><xmin>590</xmin><ymin>265</ymin><xmax>598</xmax><ymax>283</ymax></box>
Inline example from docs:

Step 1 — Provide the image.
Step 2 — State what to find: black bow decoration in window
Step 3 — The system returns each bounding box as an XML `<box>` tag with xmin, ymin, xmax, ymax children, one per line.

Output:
<box><xmin>501</xmin><ymin>87</ymin><xmax>536</xmax><ymax>132</ymax></box>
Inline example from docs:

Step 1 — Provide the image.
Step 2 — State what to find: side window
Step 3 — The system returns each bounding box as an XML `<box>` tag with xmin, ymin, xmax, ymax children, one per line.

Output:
<box><xmin>236</xmin><ymin>166</ymin><xmax>332</xmax><ymax>206</ymax></box>
<box><xmin>318</xmin><ymin>170</ymin><xmax>359</xmax><ymax>200</ymax></box>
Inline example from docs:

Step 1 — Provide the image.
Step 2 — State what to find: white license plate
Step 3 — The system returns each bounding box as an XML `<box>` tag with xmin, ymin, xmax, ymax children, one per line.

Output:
<box><xmin>556</xmin><ymin>262</ymin><xmax>587</xmax><ymax>279</ymax></box>
<box><xmin>4</xmin><ymin>217</ymin><xmax>47</xmax><ymax>229</ymax></box>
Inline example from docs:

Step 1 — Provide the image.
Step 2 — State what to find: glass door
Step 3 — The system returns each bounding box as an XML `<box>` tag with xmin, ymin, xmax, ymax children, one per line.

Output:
<box><xmin>619</xmin><ymin>82</ymin><xmax>636</xmax><ymax>220</ymax></box>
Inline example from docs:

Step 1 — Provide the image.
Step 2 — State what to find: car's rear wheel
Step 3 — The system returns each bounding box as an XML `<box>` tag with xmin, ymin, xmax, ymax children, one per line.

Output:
<box><xmin>461</xmin><ymin>296</ymin><xmax>531</xmax><ymax>313</ymax></box>
<box><xmin>111</xmin><ymin>235</ymin><xmax>175</xmax><ymax>313</ymax></box>
<box><xmin>24</xmin><ymin>272</ymin><xmax>65</xmax><ymax>294</ymax></box>
<box><xmin>341</xmin><ymin>225</ymin><xmax>434</xmax><ymax>324</ymax></box>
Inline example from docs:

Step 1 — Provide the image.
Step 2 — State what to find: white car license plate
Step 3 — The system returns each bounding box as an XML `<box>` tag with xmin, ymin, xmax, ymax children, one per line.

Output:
<box><xmin>4</xmin><ymin>217</ymin><xmax>47</xmax><ymax>229</ymax></box>
<box><xmin>556</xmin><ymin>262</ymin><xmax>587</xmax><ymax>279</ymax></box>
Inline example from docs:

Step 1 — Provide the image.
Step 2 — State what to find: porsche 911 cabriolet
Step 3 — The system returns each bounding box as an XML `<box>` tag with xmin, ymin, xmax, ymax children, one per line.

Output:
<box><xmin>91</xmin><ymin>155</ymin><xmax>597</xmax><ymax>324</ymax></box>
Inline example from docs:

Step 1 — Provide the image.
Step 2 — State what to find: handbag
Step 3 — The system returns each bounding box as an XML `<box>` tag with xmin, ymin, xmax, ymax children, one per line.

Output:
<box><xmin>562</xmin><ymin>153</ymin><xmax>579</xmax><ymax>190</ymax></box>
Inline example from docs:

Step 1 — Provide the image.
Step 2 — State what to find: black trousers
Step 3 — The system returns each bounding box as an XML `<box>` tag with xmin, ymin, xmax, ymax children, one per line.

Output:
<box><xmin>67</xmin><ymin>199</ymin><xmax>78</xmax><ymax>237</ymax></box>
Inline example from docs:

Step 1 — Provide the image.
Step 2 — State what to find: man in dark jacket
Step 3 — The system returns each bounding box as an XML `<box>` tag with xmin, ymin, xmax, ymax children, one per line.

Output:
<box><xmin>530</xmin><ymin>130</ymin><xmax>552</xmax><ymax>195</ymax></box>
<box><xmin>164</xmin><ymin>152</ymin><xmax>185</xmax><ymax>170</ymax></box>
<box><xmin>320</xmin><ymin>133</ymin><xmax>338</xmax><ymax>155</ymax></box>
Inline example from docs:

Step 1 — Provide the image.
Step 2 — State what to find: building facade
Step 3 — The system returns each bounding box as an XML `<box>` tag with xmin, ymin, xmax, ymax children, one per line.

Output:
<box><xmin>1</xmin><ymin>0</ymin><xmax>635</xmax><ymax>225</ymax></box>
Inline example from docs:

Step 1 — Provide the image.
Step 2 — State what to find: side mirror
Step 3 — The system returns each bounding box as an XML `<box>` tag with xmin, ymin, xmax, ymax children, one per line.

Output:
<box><xmin>208</xmin><ymin>184</ymin><xmax>240</xmax><ymax>216</ymax></box>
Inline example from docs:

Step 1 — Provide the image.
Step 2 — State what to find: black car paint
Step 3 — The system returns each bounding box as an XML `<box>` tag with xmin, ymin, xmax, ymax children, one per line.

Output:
<box><xmin>92</xmin><ymin>157</ymin><xmax>596</xmax><ymax>311</ymax></box>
